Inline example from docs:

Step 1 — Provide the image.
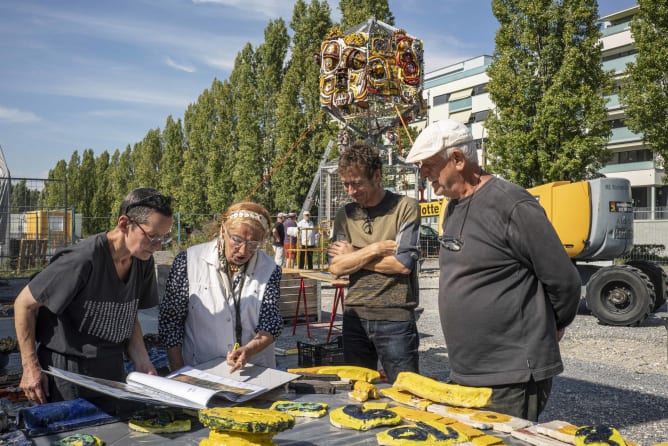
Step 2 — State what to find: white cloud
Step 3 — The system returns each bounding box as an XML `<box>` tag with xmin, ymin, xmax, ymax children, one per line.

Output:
<box><xmin>0</xmin><ymin>106</ymin><xmax>40</xmax><ymax>123</ymax></box>
<box><xmin>49</xmin><ymin>78</ymin><xmax>192</xmax><ymax>108</ymax></box>
<box><xmin>191</xmin><ymin>0</ymin><xmax>295</xmax><ymax>19</ymax></box>
<box><xmin>166</xmin><ymin>57</ymin><xmax>196</xmax><ymax>73</ymax></box>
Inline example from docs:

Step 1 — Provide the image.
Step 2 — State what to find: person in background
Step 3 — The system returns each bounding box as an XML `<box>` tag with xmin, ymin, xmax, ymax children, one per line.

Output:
<box><xmin>14</xmin><ymin>187</ymin><xmax>173</xmax><ymax>410</ymax></box>
<box><xmin>297</xmin><ymin>210</ymin><xmax>317</xmax><ymax>270</ymax></box>
<box><xmin>283</xmin><ymin>212</ymin><xmax>298</xmax><ymax>269</ymax></box>
<box><xmin>328</xmin><ymin>141</ymin><xmax>421</xmax><ymax>383</ymax></box>
<box><xmin>159</xmin><ymin>201</ymin><xmax>282</xmax><ymax>373</ymax></box>
<box><xmin>272</xmin><ymin>212</ymin><xmax>286</xmax><ymax>266</ymax></box>
<box><xmin>405</xmin><ymin>119</ymin><xmax>581</xmax><ymax>421</ymax></box>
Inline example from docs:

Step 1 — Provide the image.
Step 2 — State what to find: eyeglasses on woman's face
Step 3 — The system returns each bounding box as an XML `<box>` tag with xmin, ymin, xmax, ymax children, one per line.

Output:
<box><xmin>225</xmin><ymin>228</ymin><xmax>262</xmax><ymax>252</ymax></box>
<box><xmin>129</xmin><ymin>219</ymin><xmax>172</xmax><ymax>245</ymax></box>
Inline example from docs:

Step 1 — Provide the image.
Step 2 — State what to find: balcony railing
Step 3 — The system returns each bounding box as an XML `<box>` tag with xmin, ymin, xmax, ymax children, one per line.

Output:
<box><xmin>634</xmin><ymin>206</ymin><xmax>668</xmax><ymax>220</ymax></box>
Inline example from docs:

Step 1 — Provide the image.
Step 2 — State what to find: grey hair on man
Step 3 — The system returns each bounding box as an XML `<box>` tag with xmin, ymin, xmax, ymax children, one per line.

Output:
<box><xmin>406</xmin><ymin>120</ymin><xmax>478</xmax><ymax>165</ymax></box>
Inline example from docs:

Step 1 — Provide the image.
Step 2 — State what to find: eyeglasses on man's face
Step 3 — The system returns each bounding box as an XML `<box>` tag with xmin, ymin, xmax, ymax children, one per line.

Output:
<box><xmin>439</xmin><ymin>235</ymin><xmax>463</xmax><ymax>252</ymax></box>
<box><xmin>130</xmin><ymin>219</ymin><xmax>172</xmax><ymax>245</ymax></box>
<box><xmin>226</xmin><ymin>232</ymin><xmax>262</xmax><ymax>252</ymax></box>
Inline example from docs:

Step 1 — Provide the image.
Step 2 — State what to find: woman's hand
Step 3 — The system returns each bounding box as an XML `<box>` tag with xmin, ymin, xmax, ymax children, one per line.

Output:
<box><xmin>226</xmin><ymin>346</ymin><xmax>248</xmax><ymax>373</ymax></box>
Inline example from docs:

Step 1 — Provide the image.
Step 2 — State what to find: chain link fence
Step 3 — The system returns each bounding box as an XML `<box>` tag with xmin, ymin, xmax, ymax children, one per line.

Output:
<box><xmin>0</xmin><ymin>178</ymin><xmax>70</xmax><ymax>276</ymax></box>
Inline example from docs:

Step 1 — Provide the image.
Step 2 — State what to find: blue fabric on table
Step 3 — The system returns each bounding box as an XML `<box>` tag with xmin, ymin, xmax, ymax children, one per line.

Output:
<box><xmin>20</xmin><ymin>398</ymin><xmax>117</xmax><ymax>436</ymax></box>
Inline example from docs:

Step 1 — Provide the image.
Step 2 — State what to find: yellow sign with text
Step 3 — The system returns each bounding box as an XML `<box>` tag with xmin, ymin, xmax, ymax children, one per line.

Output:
<box><xmin>420</xmin><ymin>201</ymin><xmax>441</xmax><ymax>217</ymax></box>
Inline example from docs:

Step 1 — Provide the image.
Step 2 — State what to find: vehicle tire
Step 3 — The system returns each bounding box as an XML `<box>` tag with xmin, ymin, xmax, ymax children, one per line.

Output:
<box><xmin>625</xmin><ymin>260</ymin><xmax>667</xmax><ymax>311</ymax></box>
<box><xmin>585</xmin><ymin>265</ymin><xmax>654</xmax><ymax>326</ymax></box>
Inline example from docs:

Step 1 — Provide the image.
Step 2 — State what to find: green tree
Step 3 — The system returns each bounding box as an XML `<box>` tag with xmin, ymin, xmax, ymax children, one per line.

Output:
<box><xmin>66</xmin><ymin>151</ymin><xmax>81</xmax><ymax>214</ymax></box>
<box><xmin>79</xmin><ymin>149</ymin><xmax>97</xmax><ymax>235</ymax></box>
<box><xmin>338</xmin><ymin>0</ymin><xmax>394</xmax><ymax>29</ymax></box>
<box><xmin>182</xmin><ymin>89</ymin><xmax>215</xmax><ymax>223</ymax></box>
<box><xmin>43</xmin><ymin>160</ymin><xmax>68</xmax><ymax>209</ymax></box>
<box><xmin>108</xmin><ymin>146</ymin><xmax>134</xmax><ymax>225</ymax></box>
<box><xmin>619</xmin><ymin>0</ymin><xmax>668</xmax><ymax>165</ymax></box>
<box><xmin>485</xmin><ymin>0</ymin><xmax>612</xmax><ymax>187</ymax></box>
<box><xmin>10</xmin><ymin>180</ymin><xmax>39</xmax><ymax>213</ymax></box>
<box><xmin>160</xmin><ymin>116</ymin><xmax>186</xmax><ymax>203</ymax></box>
<box><xmin>273</xmin><ymin>0</ymin><xmax>333</xmax><ymax>211</ymax></box>
<box><xmin>230</xmin><ymin>43</ymin><xmax>263</xmax><ymax>202</ymax></box>
<box><xmin>91</xmin><ymin>151</ymin><xmax>112</xmax><ymax>233</ymax></box>
<box><xmin>133</xmin><ymin>128</ymin><xmax>163</xmax><ymax>189</ymax></box>
<box><xmin>255</xmin><ymin>18</ymin><xmax>290</xmax><ymax>210</ymax></box>
<box><xmin>205</xmin><ymin>79</ymin><xmax>237</xmax><ymax>215</ymax></box>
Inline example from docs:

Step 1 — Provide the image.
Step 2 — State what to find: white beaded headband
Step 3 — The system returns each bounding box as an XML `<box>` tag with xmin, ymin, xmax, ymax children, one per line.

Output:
<box><xmin>226</xmin><ymin>210</ymin><xmax>268</xmax><ymax>228</ymax></box>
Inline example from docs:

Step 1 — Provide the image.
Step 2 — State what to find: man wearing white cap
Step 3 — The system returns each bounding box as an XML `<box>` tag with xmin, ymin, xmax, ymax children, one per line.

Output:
<box><xmin>405</xmin><ymin>119</ymin><xmax>580</xmax><ymax>421</ymax></box>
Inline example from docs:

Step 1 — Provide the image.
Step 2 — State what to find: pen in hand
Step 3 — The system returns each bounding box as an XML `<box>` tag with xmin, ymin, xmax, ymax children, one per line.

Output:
<box><xmin>227</xmin><ymin>342</ymin><xmax>244</xmax><ymax>372</ymax></box>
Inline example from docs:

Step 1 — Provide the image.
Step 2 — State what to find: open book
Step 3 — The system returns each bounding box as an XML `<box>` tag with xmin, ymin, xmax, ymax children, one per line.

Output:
<box><xmin>44</xmin><ymin>357</ymin><xmax>299</xmax><ymax>410</ymax></box>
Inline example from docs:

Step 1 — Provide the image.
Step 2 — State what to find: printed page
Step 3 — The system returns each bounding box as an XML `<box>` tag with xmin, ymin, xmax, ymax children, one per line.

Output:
<box><xmin>191</xmin><ymin>357</ymin><xmax>300</xmax><ymax>392</ymax></box>
<box><xmin>167</xmin><ymin>367</ymin><xmax>266</xmax><ymax>403</ymax></box>
<box><xmin>127</xmin><ymin>371</ymin><xmax>224</xmax><ymax>407</ymax></box>
<box><xmin>44</xmin><ymin>367</ymin><xmax>201</xmax><ymax>409</ymax></box>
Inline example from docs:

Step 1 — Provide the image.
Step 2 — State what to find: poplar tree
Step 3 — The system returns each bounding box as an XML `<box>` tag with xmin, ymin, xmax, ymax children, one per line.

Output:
<box><xmin>107</xmin><ymin>146</ymin><xmax>134</xmax><ymax>224</ymax></box>
<box><xmin>91</xmin><ymin>151</ymin><xmax>112</xmax><ymax>233</ymax></box>
<box><xmin>44</xmin><ymin>160</ymin><xmax>68</xmax><ymax>209</ymax></box>
<box><xmin>78</xmin><ymin>149</ymin><xmax>97</xmax><ymax>235</ymax></box>
<box><xmin>205</xmin><ymin>79</ymin><xmax>237</xmax><ymax>214</ymax></box>
<box><xmin>132</xmin><ymin>128</ymin><xmax>163</xmax><ymax>189</ymax></box>
<box><xmin>255</xmin><ymin>19</ymin><xmax>290</xmax><ymax>210</ymax></box>
<box><xmin>619</xmin><ymin>0</ymin><xmax>668</xmax><ymax>164</ymax></box>
<box><xmin>66</xmin><ymin>151</ymin><xmax>81</xmax><ymax>215</ymax></box>
<box><xmin>273</xmin><ymin>0</ymin><xmax>332</xmax><ymax>211</ymax></box>
<box><xmin>229</xmin><ymin>44</ymin><xmax>263</xmax><ymax>202</ymax></box>
<box><xmin>338</xmin><ymin>0</ymin><xmax>394</xmax><ymax>29</ymax></box>
<box><xmin>182</xmin><ymin>89</ymin><xmax>216</xmax><ymax>223</ymax></box>
<box><xmin>160</xmin><ymin>115</ymin><xmax>186</xmax><ymax>204</ymax></box>
<box><xmin>486</xmin><ymin>0</ymin><xmax>612</xmax><ymax>187</ymax></box>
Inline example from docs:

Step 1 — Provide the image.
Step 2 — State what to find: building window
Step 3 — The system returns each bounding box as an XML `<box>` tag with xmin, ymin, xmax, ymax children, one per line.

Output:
<box><xmin>608</xmin><ymin>149</ymin><xmax>653</xmax><ymax>164</ymax></box>
<box><xmin>472</xmin><ymin>83</ymin><xmax>488</xmax><ymax>96</ymax></box>
<box><xmin>433</xmin><ymin>93</ymin><xmax>449</xmax><ymax>107</ymax></box>
<box><xmin>602</xmin><ymin>49</ymin><xmax>637</xmax><ymax>62</ymax></box>
<box><xmin>473</xmin><ymin>110</ymin><xmax>490</xmax><ymax>122</ymax></box>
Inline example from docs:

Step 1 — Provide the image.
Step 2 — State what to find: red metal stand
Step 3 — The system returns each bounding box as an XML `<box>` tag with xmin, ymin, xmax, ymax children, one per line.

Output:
<box><xmin>325</xmin><ymin>284</ymin><xmax>345</xmax><ymax>343</ymax></box>
<box><xmin>292</xmin><ymin>273</ymin><xmax>347</xmax><ymax>342</ymax></box>
<box><xmin>292</xmin><ymin>276</ymin><xmax>311</xmax><ymax>338</ymax></box>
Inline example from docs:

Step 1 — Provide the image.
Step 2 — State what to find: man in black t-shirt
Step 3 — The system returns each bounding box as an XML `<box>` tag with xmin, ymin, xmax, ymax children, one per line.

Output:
<box><xmin>272</xmin><ymin>212</ymin><xmax>286</xmax><ymax>266</ymax></box>
<box><xmin>405</xmin><ymin>120</ymin><xmax>580</xmax><ymax>421</ymax></box>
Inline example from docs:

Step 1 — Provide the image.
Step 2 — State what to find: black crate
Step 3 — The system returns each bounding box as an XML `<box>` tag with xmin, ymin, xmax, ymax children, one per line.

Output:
<box><xmin>297</xmin><ymin>336</ymin><xmax>345</xmax><ymax>367</ymax></box>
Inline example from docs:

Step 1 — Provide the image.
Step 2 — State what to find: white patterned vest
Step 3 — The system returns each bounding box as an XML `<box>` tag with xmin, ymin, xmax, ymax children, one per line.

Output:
<box><xmin>183</xmin><ymin>240</ymin><xmax>276</xmax><ymax>368</ymax></box>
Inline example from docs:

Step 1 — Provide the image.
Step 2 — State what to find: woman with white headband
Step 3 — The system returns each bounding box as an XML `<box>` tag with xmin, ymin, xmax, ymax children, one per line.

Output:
<box><xmin>159</xmin><ymin>201</ymin><xmax>282</xmax><ymax>372</ymax></box>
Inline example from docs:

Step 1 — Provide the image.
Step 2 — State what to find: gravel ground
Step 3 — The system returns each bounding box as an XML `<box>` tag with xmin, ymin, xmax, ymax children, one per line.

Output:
<box><xmin>277</xmin><ymin>259</ymin><xmax>668</xmax><ymax>445</ymax></box>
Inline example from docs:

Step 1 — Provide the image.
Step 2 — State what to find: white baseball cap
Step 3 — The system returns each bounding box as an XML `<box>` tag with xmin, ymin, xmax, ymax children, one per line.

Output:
<box><xmin>303</xmin><ymin>210</ymin><xmax>310</xmax><ymax>215</ymax></box>
<box><xmin>405</xmin><ymin>120</ymin><xmax>473</xmax><ymax>163</ymax></box>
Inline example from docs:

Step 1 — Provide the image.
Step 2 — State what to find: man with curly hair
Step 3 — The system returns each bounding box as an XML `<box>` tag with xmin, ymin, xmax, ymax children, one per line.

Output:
<box><xmin>328</xmin><ymin>141</ymin><xmax>421</xmax><ymax>383</ymax></box>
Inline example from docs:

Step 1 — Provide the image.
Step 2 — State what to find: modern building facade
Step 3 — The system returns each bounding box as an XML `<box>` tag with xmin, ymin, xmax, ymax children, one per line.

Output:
<box><xmin>418</xmin><ymin>4</ymin><xmax>665</xmax><ymax>220</ymax></box>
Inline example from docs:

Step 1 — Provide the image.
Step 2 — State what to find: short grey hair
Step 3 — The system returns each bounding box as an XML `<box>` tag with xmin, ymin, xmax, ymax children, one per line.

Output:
<box><xmin>440</xmin><ymin>141</ymin><xmax>479</xmax><ymax>165</ymax></box>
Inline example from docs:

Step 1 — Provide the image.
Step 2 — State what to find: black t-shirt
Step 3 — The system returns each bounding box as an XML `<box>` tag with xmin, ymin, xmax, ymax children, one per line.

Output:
<box><xmin>273</xmin><ymin>222</ymin><xmax>285</xmax><ymax>246</ymax></box>
<box><xmin>29</xmin><ymin>232</ymin><xmax>158</xmax><ymax>359</ymax></box>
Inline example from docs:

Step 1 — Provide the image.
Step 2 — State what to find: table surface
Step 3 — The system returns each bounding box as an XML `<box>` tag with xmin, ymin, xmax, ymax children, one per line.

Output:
<box><xmin>30</xmin><ymin>388</ymin><xmax>529</xmax><ymax>446</ymax></box>
<box><xmin>297</xmin><ymin>271</ymin><xmax>349</xmax><ymax>286</ymax></box>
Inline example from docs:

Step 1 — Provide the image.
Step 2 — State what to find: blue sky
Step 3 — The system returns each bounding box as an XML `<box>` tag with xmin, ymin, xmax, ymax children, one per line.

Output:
<box><xmin>0</xmin><ymin>0</ymin><xmax>637</xmax><ymax>179</ymax></box>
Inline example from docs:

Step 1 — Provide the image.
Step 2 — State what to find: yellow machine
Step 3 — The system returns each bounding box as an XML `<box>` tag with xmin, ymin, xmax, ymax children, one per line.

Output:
<box><xmin>438</xmin><ymin>177</ymin><xmax>666</xmax><ymax>326</ymax></box>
